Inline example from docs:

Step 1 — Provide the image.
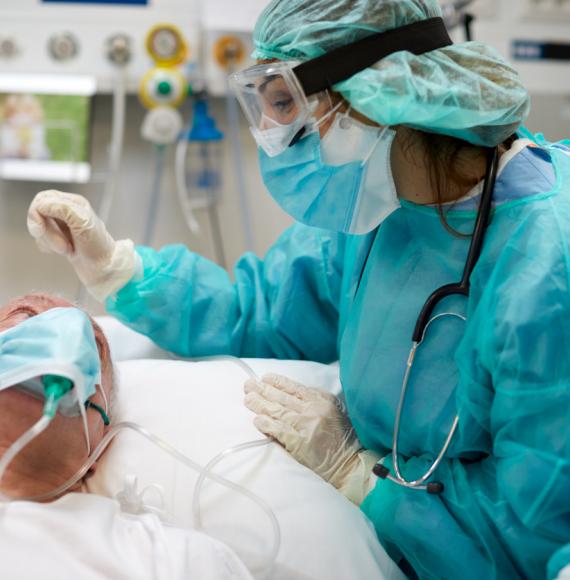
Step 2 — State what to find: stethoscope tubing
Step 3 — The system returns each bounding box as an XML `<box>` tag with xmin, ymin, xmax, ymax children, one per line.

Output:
<box><xmin>380</xmin><ymin>146</ymin><xmax>500</xmax><ymax>494</ymax></box>
<box><xmin>412</xmin><ymin>147</ymin><xmax>500</xmax><ymax>343</ymax></box>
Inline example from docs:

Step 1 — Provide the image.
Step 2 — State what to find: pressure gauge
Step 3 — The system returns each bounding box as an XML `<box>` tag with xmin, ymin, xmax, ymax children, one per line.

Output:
<box><xmin>146</xmin><ymin>24</ymin><xmax>187</xmax><ymax>66</ymax></box>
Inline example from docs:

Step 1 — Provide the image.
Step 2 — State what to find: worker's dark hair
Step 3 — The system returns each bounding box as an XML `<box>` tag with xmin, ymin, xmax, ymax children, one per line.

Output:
<box><xmin>404</xmin><ymin>131</ymin><xmax>517</xmax><ymax>237</ymax></box>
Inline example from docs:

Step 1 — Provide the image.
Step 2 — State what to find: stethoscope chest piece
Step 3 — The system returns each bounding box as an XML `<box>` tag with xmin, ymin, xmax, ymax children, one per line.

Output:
<box><xmin>373</xmin><ymin>463</ymin><xmax>445</xmax><ymax>495</ymax></box>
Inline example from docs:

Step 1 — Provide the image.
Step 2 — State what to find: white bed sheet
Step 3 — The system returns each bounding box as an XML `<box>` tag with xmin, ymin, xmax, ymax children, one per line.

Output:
<box><xmin>0</xmin><ymin>493</ymin><xmax>253</xmax><ymax>580</ymax></box>
<box><xmin>84</xmin><ymin>318</ymin><xmax>405</xmax><ymax>580</ymax></box>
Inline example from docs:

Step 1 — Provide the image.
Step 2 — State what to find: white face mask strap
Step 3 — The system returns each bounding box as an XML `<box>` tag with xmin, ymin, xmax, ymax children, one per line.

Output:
<box><xmin>314</xmin><ymin>100</ymin><xmax>344</xmax><ymax>130</ymax></box>
<box><xmin>260</xmin><ymin>112</ymin><xmax>286</xmax><ymax>130</ymax></box>
<box><xmin>360</xmin><ymin>125</ymin><xmax>391</xmax><ymax>167</ymax></box>
<box><xmin>79</xmin><ymin>399</ymin><xmax>91</xmax><ymax>455</ymax></box>
<box><xmin>96</xmin><ymin>382</ymin><xmax>109</xmax><ymax>415</ymax></box>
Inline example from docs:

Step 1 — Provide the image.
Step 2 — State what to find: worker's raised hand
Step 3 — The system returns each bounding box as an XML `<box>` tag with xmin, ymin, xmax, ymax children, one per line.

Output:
<box><xmin>28</xmin><ymin>190</ymin><xmax>111</xmax><ymax>257</ymax></box>
<box><xmin>27</xmin><ymin>190</ymin><xmax>138</xmax><ymax>302</ymax></box>
<box><xmin>244</xmin><ymin>374</ymin><xmax>380</xmax><ymax>505</ymax></box>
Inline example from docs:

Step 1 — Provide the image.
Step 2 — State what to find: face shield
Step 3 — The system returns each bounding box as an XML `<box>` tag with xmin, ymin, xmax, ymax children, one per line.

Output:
<box><xmin>229</xmin><ymin>17</ymin><xmax>454</xmax><ymax>157</ymax></box>
<box><xmin>229</xmin><ymin>61</ymin><xmax>333</xmax><ymax>158</ymax></box>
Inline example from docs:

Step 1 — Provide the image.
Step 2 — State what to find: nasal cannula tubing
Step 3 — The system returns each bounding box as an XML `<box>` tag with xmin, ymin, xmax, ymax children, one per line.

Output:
<box><xmin>0</xmin><ymin>356</ymin><xmax>279</xmax><ymax>576</ymax></box>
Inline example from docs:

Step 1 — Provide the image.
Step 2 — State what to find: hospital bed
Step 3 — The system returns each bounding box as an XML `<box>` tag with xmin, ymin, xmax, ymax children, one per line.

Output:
<box><xmin>4</xmin><ymin>316</ymin><xmax>405</xmax><ymax>580</ymax></box>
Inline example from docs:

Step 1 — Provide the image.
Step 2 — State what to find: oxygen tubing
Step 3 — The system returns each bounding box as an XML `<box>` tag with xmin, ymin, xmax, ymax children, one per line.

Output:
<box><xmin>0</xmin><ymin>356</ymin><xmax>280</xmax><ymax>575</ymax></box>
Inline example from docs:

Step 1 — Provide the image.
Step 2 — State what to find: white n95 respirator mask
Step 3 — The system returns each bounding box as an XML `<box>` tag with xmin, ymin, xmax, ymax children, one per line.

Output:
<box><xmin>258</xmin><ymin>109</ymin><xmax>400</xmax><ymax>234</ymax></box>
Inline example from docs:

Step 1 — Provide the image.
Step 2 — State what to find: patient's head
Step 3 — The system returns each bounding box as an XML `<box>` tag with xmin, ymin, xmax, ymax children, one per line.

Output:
<box><xmin>0</xmin><ymin>293</ymin><xmax>114</xmax><ymax>500</ymax></box>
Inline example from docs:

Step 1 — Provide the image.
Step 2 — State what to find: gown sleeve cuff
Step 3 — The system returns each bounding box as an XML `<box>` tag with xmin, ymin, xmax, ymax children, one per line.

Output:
<box><xmin>340</xmin><ymin>449</ymin><xmax>382</xmax><ymax>506</ymax></box>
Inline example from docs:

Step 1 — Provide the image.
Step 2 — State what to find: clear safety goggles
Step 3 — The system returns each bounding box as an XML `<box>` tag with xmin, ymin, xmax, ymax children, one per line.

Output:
<box><xmin>229</xmin><ymin>61</ymin><xmax>335</xmax><ymax>157</ymax></box>
<box><xmin>228</xmin><ymin>17</ymin><xmax>454</xmax><ymax>157</ymax></box>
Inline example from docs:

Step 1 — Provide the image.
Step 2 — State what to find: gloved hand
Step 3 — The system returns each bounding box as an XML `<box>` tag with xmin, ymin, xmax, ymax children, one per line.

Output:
<box><xmin>27</xmin><ymin>190</ymin><xmax>139</xmax><ymax>302</ymax></box>
<box><xmin>244</xmin><ymin>374</ymin><xmax>380</xmax><ymax>505</ymax></box>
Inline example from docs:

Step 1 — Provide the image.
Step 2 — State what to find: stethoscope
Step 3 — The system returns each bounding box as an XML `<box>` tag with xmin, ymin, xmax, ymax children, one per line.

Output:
<box><xmin>373</xmin><ymin>146</ymin><xmax>500</xmax><ymax>495</ymax></box>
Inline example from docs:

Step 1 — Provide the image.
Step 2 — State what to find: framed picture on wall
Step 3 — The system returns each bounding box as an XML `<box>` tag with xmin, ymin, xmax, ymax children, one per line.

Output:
<box><xmin>0</xmin><ymin>75</ymin><xmax>95</xmax><ymax>183</ymax></box>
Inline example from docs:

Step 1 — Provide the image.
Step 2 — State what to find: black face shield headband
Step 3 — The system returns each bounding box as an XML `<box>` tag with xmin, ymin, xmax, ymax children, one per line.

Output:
<box><xmin>292</xmin><ymin>16</ymin><xmax>453</xmax><ymax>97</ymax></box>
<box><xmin>284</xmin><ymin>17</ymin><xmax>452</xmax><ymax>147</ymax></box>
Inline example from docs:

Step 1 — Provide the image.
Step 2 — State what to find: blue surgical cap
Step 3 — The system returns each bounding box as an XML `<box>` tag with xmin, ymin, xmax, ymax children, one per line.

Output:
<box><xmin>253</xmin><ymin>0</ymin><xmax>530</xmax><ymax>146</ymax></box>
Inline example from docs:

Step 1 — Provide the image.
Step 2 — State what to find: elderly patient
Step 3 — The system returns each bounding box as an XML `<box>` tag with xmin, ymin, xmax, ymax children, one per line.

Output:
<box><xmin>0</xmin><ymin>293</ymin><xmax>253</xmax><ymax>580</ymax></box>
<box><xmin>0</xmin><ymin>292</ymin><xmax>114</xmax><ymax>500</ymax></box>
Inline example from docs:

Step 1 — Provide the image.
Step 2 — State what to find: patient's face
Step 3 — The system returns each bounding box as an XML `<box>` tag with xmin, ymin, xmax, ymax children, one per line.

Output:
<box><xmin>0</xmin><ymin>293</ymin><xmax>114</xmax><ymax>499</ymax></box>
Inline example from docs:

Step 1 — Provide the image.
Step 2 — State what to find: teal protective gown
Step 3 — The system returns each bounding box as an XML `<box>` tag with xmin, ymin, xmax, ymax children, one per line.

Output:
<box><xmin>107</xmin><ymin>141</ymin><xmax>570</xmax><ymax>579</ymax></box>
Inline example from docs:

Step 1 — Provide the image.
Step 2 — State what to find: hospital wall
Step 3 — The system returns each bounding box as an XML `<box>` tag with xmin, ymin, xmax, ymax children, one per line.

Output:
<box><xmin>0</xmin><ymin>92</ymin><xmax>568</xmax><ymax>315</ymax></box>
<box><xmin>0</xmin><ymin>96</ymin><xmax>293</xmax><ymax>314</ymax></box>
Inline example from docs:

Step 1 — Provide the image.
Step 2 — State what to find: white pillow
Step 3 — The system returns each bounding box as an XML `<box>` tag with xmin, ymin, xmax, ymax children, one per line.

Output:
<box><xmin>94</xmin><ymin>316</ymin><xmax>172</xmax><ymax>361</ymax></box>
<box><xmin>87</xmin><ymin>357</ymin><xmax>404</xmax><ymax>580</ymax></box>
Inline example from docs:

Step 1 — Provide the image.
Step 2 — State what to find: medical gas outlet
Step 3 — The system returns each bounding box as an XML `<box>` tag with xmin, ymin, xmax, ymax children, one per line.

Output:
<box><xmin>214</xmin><ymin>36</ymin><xmax>247</xmax><ymax>71</ymax></box>
<box><xmin>139</xmin><ymin>67</ymin><xmax>187</xmax><ymax>109</ymax></box>
<box><xmin>140</xmin><ymin>24</ymin><xmax>189</xmax><ymax>145</ymax></box>
<box><xmin>139</xmin><ymin>69</ymin><xmax>186</xmax><ymax>143</ymax></box>
<box><xmin>106</xmin><ymin>34</ymin><xmax>133</xmax><ymax>67</ymax></box>
<box><xmin>146</xmin><ymin>24</ymin><xmax>187</xmax><ymax>67</ymax></box>
<box><xmin>140</xmin><ymin>23</ymin><xmax>189</xmax><ymax>110</ymax></box>
<box><xmin>48</xmin><ymin>32</ymin><xmax>80</xmax><ymax>62</ymax></box>
<box><xmin>0</xmin><ymin>38</ymin><xmax>19</xmax><ymax>59</ymax></box>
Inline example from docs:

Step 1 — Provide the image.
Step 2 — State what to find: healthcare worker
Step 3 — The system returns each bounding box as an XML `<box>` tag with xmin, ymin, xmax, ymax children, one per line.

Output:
<box><xmin>27</xmin><ymin>1</ymin><xmax>569</xmax><ymax>578</ymax></box>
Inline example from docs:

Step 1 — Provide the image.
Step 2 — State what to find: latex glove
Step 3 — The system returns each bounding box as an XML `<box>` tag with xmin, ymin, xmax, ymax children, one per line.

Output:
<box><xmin>27</xmin><ymin>190</ymin><xmax>140</xmax><ymax>302</ymax></box>
<box><xmin>244</xmin><ymin>374</ymin><xmax>380</xmax><ymax>505</ymax></box>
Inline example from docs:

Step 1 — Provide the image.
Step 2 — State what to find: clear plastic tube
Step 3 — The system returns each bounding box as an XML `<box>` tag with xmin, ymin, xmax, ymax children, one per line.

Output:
<box><xmin>184</xmin><ymin>355</ymin><xmax>260</xmax><ymax>381</ymax></box>
<box><xmin>175</xmin><ymin>137</ymin><xmax>201</xmax><ymax>234</ymax></box>
<box><xmin>175</xmin><ymin>127</ymin><xmax>227</xmax><ymax>268</ymax></box>
<box><xmin>192</xmin><ymin>440</ymin><xmax>271</xmax><ymax>530</ymax></box>
<box><xmin>6</xmin><ymin>420</ymin><xmax>279</xmax><ymax>575</ymax></box>
<box><xmin>191</xmin><ymin>438</ymin><xmax>274</xmax><ymax>526</ymax></box>
<box><xmin>0</xmin><ymin>414</ymin><xmax>52</xmax><ymax>502</ymax></box>
<box><xmin>161</xmin><ymin>353</ymin><xmax>261</xmax><ymax>384</ymax></box>
<box><xmin>0</xmin><ymin>357</ymin><xmax>279</xmax><ymax>574</ymax></box>
<box><xmin>96</xmin><ymin>383</ymin><xmax>109</xmax><ymax>415</ymax></box>
<box><xmin>143</xmin><ymin>144</ymin><xmax>167</xmax><ymax>246</ymax></box>
<box><xmin>206</xmin><ymin>198</ymin><xmax>227</xmax><ymax>270</ymax></box>
<box><xmin>186</xmin><ymin>356</ymin><xmax>280</xmax><ymax>576</ymax></box>
<box><xmin>99</xmin><ymin>67</ymin><xmax>127</xmax><ymax>225</ymax></box>
<box><xmin>192</xmin><ymin>438</ymin><xmax>278</xmax><ymax>579</ymax></box>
